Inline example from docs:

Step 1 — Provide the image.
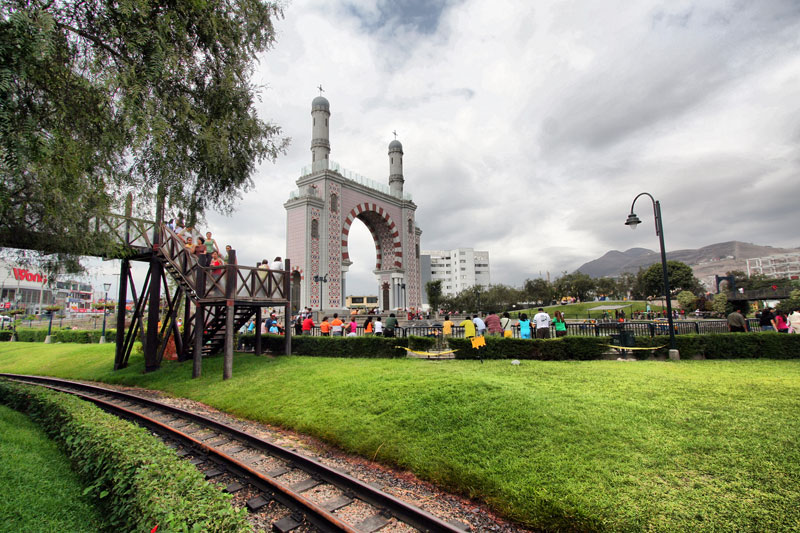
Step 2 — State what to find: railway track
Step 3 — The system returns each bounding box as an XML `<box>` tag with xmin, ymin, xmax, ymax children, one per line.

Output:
<box><xmin>1</xmin><ymin>373</ymin><xmax>465</xmax><ymax>533</ymax></box>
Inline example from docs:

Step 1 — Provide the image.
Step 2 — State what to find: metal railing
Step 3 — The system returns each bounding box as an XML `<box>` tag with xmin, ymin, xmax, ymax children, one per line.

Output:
<box><xmin>289</xmin><ymin>319</ymin><xmax>763</xmax><ymax>339</ymax></box>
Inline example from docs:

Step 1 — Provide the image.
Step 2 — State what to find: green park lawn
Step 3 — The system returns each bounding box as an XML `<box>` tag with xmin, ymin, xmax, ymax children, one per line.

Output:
<box><xmin>0</xmin><ymin>403</ymin><xmax>108</xmax><ymax>532</ymax></box>
<box><xmin>516</xmin><ymin>300</ymin><xmax>665</xmax><ymax>319</ymax></box>
<box><xmin>0</xmin><ymin>343</ymin><xmax>798</xmax><ymax>532</ymax></box>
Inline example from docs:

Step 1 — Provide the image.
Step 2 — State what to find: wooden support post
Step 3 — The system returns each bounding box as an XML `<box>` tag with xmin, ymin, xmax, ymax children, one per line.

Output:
<box><xmin>144</xmin><ymin>257</ymin><xmax>162</xmax><ymax>373</ymax></box>
<box><xmin>284</xmin><ymin>259</ymin><xmax>292</xmax><ymax>356</ymax></box>
<box><xmin>193</xmin><ymin>257</ymin><xmax>207</xmax><ymax>379</ymax></box>
<box><xmin>255</xmin><ymin>306</ymin><xmax>262</xmax><ymax>356</ymax></box>
<box><xmin>181</xmin><ymin>296</ymin><xmax>191</xmax><ymax>361</ymax></box>
<box><xmin>223</xmin><ymin>250</ymin><xmax>236</xmax><ymax>380</ymax></box>
<box><xmin>114</xmin><ymin>258</ymin><xmax>129</xmax><ymax>370</ymax></box>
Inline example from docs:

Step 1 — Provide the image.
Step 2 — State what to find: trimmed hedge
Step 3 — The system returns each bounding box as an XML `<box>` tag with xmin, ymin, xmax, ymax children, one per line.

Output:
<box><xmin>0</xmin><ymin>379</ymin><xmax>252</xmax><ymax>533</ymax></box>
<box><xmin>447</xmin><ymin>333</ymin><xmax>800</xmax><ymax>360</ymax></box>
<box><xmin>0</xmin><ymin>331</ymin><xmax>11</xmax><ymax>341</ymax></box>
<box><xmin>635</xmin><ymin>332</ymin><xmax>800</xmax><ymax>359</ymax></box>
<box><xmin>448</xmin><ymin>336</ymin><xmax>609</xmax><ymax>360</ymax></box>
<box><xmin>239</xmin><ymin>333</ymin><xmax>408</xmax><ymax>358</ymax></box>
<box><xmin>10</xmin><ymin>328</ymin><xmax>117</xmax><ymax>343</ymax></box>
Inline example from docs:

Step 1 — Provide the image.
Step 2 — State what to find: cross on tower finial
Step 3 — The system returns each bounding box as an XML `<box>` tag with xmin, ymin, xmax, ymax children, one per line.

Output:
<box><xmin>318</xmin><ymin>84</ymin><xmax>324</xmax><ymax>96</ymax></box>
<box><xmin>392</xmin><ymin>130</ymin><xmax>398</xmax><ymax>139</ymax></box>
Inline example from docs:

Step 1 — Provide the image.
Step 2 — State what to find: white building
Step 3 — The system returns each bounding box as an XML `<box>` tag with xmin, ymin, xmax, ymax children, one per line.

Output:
<box><xmin>746</xmin><ymin>253</ymin><xmax>800</xmax><ymax>280</ymax></box>
<box><xmin>421</xmin><ymin>248</ymin><xmax>490</xmax><ymax>297</ymax></box>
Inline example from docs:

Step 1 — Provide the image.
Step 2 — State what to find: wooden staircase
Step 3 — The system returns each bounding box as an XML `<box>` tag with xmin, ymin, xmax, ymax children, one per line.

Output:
<box><xmin>154</xmin><ymin>225</ymin><xmax>288</xmax><ymax>359</ymax></box>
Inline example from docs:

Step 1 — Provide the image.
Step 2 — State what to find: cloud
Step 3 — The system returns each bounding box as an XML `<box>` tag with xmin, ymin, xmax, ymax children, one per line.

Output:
<box><xmin>195</xmin><ymin>0</ymin><xmax>800</xmax><ymax>297</ymax></box>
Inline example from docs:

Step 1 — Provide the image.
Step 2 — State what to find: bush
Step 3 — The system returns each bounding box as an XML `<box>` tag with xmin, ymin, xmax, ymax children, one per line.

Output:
<box><xmin>0</xmin><ymin>331</ymin><xmax>12</xmax><ymax>341</ymax></box>
<box><xmin>0</xmin><ymin>379</ymin><xmax>252</xmax><ymax>533</ymax></box>
<box><xmin>12</xmin><ymin>328</ymin><xmax>116</xmax><ymax>343</ymax></box>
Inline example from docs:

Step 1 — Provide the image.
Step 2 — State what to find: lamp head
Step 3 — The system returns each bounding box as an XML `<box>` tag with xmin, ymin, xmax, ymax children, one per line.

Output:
<box><xmin>103</xmin><ymin>283</ymin><xmax>111</xmax><ymax>292</ymax></box>
<box><xmin>625</xmin><ymin>213</ymin><xmax>641</xmax><ymax>229</ymax></box>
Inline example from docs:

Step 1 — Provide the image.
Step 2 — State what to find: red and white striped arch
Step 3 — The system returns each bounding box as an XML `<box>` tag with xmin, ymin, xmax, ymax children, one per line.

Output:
<box><xmin>341</xmin><ymin>203</ymin><xmax>402</xmax><ymax>270</ymax></box>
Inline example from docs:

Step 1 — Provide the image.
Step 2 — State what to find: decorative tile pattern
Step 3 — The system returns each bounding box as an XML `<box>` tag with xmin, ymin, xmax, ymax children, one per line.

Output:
<box><xmin>309</xmin><ymin>207</ymin><xmax>321</xmax><ymax>308</ymax></box>
<box><xmin>327</xmin><ymin>182</ymin><xmax>341</xmax><ymax>308</ymax></box>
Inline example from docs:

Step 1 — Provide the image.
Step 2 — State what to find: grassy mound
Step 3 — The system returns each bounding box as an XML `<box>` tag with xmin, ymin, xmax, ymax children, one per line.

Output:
<box><xmin>1</xmin><ymin>344</ymin><xmax>799</xmax><ymax>531</ymax></box>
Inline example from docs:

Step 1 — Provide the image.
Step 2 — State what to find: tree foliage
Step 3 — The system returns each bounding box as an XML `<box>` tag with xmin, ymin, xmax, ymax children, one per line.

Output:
<box><xmin>554</xmin><ymin>272</ymin><xmax>595</xmax><ymax>302</ymax></box>
<box><xmin>676</xmin><ymin>290</ymin><xmax>697</xmax><ymax>311</ymax></box>
<box><xmin>0</xmin><ymin>0</ymin><xmax>288</xmax><ymax>260</ymax></box>
<box><xmin>641</xmin><ymin>261</ymin><xmax>700</xmax><ymax>298</ymax></box>
<box><xmin>523</xmin><ymin>278</ymin><xmax>552</xmax><ymax>305</ymax></box>
<box><xmin>425</xmin><ymin>280</ymin><xmax>443</xmax><ymax>314</ymax></box>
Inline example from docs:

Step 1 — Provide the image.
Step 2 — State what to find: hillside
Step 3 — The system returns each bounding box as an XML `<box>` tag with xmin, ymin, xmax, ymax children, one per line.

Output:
<box><xmin>576</xmin><ymin>241</ymin><xmax>800</xmax><ymax>287</ymax></box>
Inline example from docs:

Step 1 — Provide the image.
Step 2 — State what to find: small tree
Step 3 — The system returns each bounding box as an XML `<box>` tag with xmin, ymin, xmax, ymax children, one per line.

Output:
<box><xmin>711</xmin><ymin>292</ymin><xmax>728</xmax><ymax>317</ymax></box>
<box><xmin>676</xmin><ymin>290</ymin><xmax>697</xmax><ymax>311</ymax></box>
<box><xmin>425</xmin><ymin>280</ymin><xmax>443</xmax><ymax>315</ymax></box>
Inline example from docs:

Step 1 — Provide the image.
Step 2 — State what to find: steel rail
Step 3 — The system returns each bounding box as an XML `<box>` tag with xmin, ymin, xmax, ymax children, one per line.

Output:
<box><xmin>1</xmin><ymin>373</ymin><xmax>463</xmax><ymax>533</ymax></box>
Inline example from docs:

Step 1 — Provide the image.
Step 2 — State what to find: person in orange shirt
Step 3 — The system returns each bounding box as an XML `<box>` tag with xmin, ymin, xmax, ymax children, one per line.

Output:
<box><xmin>363</xmin><ymin>316</ymin><xmax>373</xmax><ymax>335</ymax></box>
<box><xmin>330</xmin><ymin>313</ymin><xmax>344</xmax><ymax>336</ymax></box>
<box><xmin>320</xmin><ymin>316</ymin><xmax>330</xmax><ymax>336</ymax></box>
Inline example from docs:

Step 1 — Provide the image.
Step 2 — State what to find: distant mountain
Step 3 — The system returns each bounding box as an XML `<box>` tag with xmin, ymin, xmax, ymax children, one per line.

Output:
<box><xmin>576</xmin><ymin>241</ymin><xmax>800</xmax><ymax>283</ymax></box>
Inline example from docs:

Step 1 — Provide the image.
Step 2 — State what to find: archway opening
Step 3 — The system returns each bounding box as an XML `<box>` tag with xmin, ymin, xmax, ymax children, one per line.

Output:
<box><xmin>345</xmin><ymin>220</ymin><xmax>378</xmax><ymax>312</ymax></box>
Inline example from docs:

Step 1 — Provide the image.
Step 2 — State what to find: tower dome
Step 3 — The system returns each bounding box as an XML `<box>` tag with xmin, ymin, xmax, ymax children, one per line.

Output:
<box><xmin>312</xmin><ymin>96</ymin><xmax>330</xmax><ymax>111</ymax></box>
<box><xmin>388</xmin><ymin>139</ymin><xmax>403</xmax><ymax>152</ymax></box>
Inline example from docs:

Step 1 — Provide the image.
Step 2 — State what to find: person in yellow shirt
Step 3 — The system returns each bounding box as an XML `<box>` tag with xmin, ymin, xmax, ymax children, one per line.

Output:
<box><xmin>459</xmin><ymin>316</ymin><xmax>476</xmax><ymax>338</ymax></box>
<box><xmin>442</xmin><ymin>315</ymin><xmax>454</xmax><ymax>338</ymax></box>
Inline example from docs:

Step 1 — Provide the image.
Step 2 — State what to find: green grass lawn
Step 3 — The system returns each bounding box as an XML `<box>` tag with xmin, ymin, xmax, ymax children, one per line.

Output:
<box><xmin>0</xmin><ymin>403</ymin><xmax>108</xmax><ymax>532</ymax></box>
<box><xmin>1</xmin><ymin>343</ymin><xmax>799</xmax><ymax>531</ymax></box>
<box><xmin>515</xmin><ymin>300</ymin><xmax>666</xmax><ymax>319</ymax></box>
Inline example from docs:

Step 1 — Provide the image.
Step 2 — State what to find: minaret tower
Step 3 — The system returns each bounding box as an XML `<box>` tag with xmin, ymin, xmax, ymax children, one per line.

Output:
<box><xmin>311</xmin><ymin>90</ymin><xmax>330</xmax><ymax>172</ymax></box>
<box><xmin>388</xmin><ymin>133</ymin><xmax>404</xmax><ymax>197</ymax></box>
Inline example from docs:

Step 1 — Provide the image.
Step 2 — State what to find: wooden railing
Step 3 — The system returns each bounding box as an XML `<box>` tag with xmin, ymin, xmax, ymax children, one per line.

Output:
<box><xmin>158</xmin><ymin>224</ymin><xmax>287</xmax><ymax>302</ymax></box>
<box><xmin>90</xmin><ymin>213</ymin><xmax>158</xmax><ymax>251</ymax></box>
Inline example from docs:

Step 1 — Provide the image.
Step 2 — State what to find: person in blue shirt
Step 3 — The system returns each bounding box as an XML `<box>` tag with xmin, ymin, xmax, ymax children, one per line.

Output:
<box><xmin>518</xmin><ymin>313</ymin><xmax>532</xmax><ymax>339</ymax></box>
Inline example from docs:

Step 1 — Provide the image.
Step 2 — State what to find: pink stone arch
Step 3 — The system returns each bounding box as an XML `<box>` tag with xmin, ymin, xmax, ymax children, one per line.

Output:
<box><xmin>341</xmin><ymin>203</ymin><xmax>402</xmax><ymax>269</ymax></box>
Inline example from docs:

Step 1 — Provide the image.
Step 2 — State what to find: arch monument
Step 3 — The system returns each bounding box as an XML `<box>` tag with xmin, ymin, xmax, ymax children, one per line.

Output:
<box><xmin>284</xmin><ymin>96</ymin><xmax>422</xmax><ymax>314</ymax></box>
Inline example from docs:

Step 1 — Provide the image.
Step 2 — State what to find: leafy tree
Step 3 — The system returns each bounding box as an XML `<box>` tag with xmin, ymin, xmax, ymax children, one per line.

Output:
<box><xmin>641</xmin><ymin>261</ymin><xmax>700</xmax><ymax>298</ymax></box>
<box><xmin>711</xmin><ymin>292</ymin><xmax>729</xmax><ymax>317</ymax></box>
<box><xmin>425</xmin><ymin>280</ymin><xmax>443</xmax><ymax>315</ymax></box>
<box><xmin>594</xmin><ymin>277</ymin><xmax>619</xmax><ymax>299</ymax></box>
<box><xmin>481</xmin><ymin>284</ymin><xmax>520</xmax><ymax>313</ymax></box>
<box><xmin>523</xmin><ymin>278</ymin><xmax>552</xmax><ymax>305</ymax></box>
<box><xmin>0</xmin><ymin>0</ymin><xmax>287</xmax><ymax>262</ymax></box>
<box><xmin>554</xmin><ymin>272</ymin><xmax>595</xmax><ymax>302</ymax></box>
<box><xmin>676</xmin><ymin>290</ymin><xmax>697</xmax><ymax>311</ymax></box>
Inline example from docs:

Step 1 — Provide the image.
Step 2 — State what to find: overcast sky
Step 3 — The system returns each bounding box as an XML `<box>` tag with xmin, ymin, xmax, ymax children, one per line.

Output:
<box><xmin>94</xmin><ymin>0</ymin><xmax>800</xmax><ymax>296</ymax></box>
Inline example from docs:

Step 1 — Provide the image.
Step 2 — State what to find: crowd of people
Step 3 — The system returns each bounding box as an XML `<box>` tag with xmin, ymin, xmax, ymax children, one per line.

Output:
<box><xmin>727</xmin><ymin>306</ymin><xmax>800</xmax><ymax>333</ymax></box>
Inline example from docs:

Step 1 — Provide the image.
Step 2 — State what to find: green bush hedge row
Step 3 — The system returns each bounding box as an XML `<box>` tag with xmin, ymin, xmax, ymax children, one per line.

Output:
<box><xmin>448</xmin><ymin>333</ymin><xmax>800</xmax><ymax>360</ymax></box>
<box><xmin>0</xmin><ymin>379</ymin><xmax>251</xmax><ymax>533</ymax></box>
<box><xmin>239</xmin><ymin>333</ymin><xmax>410</xmax><ymax>358</ymax></box>
<box><xmin>633</xmin><ymin>332</ymin><xmax>800</xmax><ymax>359</ymax></box>
<box><xmin>1</xmin><ymin>328</ymin><xmax>117</xmax><ymax>343</ymax></box>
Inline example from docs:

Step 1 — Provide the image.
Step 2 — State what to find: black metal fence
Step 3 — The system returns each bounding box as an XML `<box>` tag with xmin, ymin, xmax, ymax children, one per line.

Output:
<box><xmin>293</xmin><ymin>319</ymin><xmax>760</xmax><ymax>339</ymax></box>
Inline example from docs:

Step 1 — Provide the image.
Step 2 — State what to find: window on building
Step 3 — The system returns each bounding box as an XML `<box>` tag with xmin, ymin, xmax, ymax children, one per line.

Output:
<box><xmin>330</xmin><ymin>193</ymin><xmax>338</xmax><ymax>213</ymax></box>
<box><xmin>408</xmin><ymin>218</ymin><xmax>413</xmax><ymax>234</ymax></box>
<box><xmin>311</xmin><ymin>219</ymin><xmax>319</xmax><ymax>239</ymax></box>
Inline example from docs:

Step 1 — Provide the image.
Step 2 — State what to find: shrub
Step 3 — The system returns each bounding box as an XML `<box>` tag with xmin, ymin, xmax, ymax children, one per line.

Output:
<box><xmin>0</xmin><ymin>331</ymin><xmax>12</xmax><ymax>341</ymax></box>
<box><xmin>12</xmin><ymin>328</ymin><xmax>116</xmax><ymax>343</ymax></box>
<box><xmin>0</xmin><ymin>379</ymin><xmax>252</xmax><ymax>533</ymax></box>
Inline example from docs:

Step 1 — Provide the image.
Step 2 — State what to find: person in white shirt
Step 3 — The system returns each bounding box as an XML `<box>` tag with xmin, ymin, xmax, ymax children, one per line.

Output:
<box><xmin>472</xmin><ymin>314</ymin><xmax>486</xmax><ymax>337</ymax></box>
<box><xmin>374</xmin><ymin>317</ymin><xmax>383</xmax><ymax>336</ymax></box>
<box><xmin>788</xmin><ymin>308</ymin><xmax>800</xmax><ymax>334</ymax></box>
<box><xmin>533</xmin><ymin>308</ymin><xmax>551</xmax><ymax>339</ymax></box>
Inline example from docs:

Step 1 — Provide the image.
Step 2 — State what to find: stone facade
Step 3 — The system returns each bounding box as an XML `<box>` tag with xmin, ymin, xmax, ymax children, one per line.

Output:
<box><xmin>284</xmin><ymin>96</ymin><xmax>422</xmax><ymax>314</ymax></box>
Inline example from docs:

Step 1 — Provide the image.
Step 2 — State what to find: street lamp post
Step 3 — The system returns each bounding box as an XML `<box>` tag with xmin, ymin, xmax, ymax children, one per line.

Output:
<box><xmin>100</xmin><ymin>282</ymin><xmax>111</xmax><ymax>344</ymax></box>
<box><xmin>625</xmin><ymin>192</ymin><xmax>679</xmax><ymax>360</ymax></box>
<box><xmin>313</xmin><ymin>275</ymin><xmax>328</xmax><ymax>314</ymax></box>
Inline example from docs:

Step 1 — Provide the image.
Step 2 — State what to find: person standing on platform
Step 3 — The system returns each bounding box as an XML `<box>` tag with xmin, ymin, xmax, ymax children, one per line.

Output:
<box><xmin>302</xmin><ymin>314</ymin><xmax>315</xmax><ymax>335</ymax></box>
<box><xmin>374</xmin><ymin>316</ymin><xmax>384</xmax><ymax>336</ymax></box>
<box><xmin>363</xmin><ymin>316</ymin><xmax>374</xmax><ymax>335</ymax></box>
<box><xmin>320</xmin><ymin>316</ymin><xmax>331</xmax><ymax>336</ymax></box>
<box><xmin>204</xmin><ymin>231</ymin><xmax>220</xmax><ymax>255</ymax></box>
<box><xmin>533</xmin><ymin>308</ymin><xmax>551</xmax><ymax>339</ymax></box>
<box><xmin>518</xmin><ymin>313</ymin><xmax>532</xmax><ymax>339</ymax></box>
<box><xmin>485</xmin><ymin>312</ymin><xmax>502</xmax><ymax>336</ymax></box>
<box><xmin>727</xmin><ymin>308</ymin><xmax>748</xmax><ymax>332</ymax></box>
<box><xmin>384</xmin><ymin>313</ymin><xmax>398</xmax><ymax>337</ymax></box>
<box><xmin>330</xmin><ymin>313</ymin><xmax>344</xmax><ymax>336</ymax></box>
<box><xmin>460</xmin><ymin>315</ymin><xmax>476</xmax><ymax>339</ymax></box>
<box><xmin>553</xmin><ymin>311</ymin><xmax>567</xmax><ymax>337</ymax></box>
<box><xmin>442</xmin><ymin>315</ymin><xmax>454</xmax><ymax>339</ymax></box>
<box><xmin>500</xmin><ymin>312</ymin><xmax>513</xmax><ymax>338</ymax></box>
<box><xmin>473</xmin><ymin>314</ymin><xmax>486</xmax><ymax>337</ymax></box>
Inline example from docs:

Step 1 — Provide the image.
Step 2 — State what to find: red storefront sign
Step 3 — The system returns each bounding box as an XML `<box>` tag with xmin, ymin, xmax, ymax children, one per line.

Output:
<box><xmin>12</xmin><ymin>268</ymin><xmax>47</xmax><ymax>284</ymax></box>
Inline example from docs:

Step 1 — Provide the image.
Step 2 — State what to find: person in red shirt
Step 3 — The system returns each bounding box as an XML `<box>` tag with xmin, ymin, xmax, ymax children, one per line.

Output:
<box><xmin>302</xmin><ymin>315</ymin><xmax>315</xmax><ymax>335</ymax></box>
